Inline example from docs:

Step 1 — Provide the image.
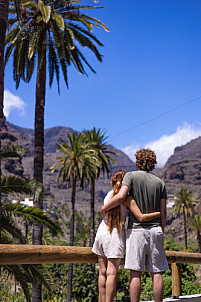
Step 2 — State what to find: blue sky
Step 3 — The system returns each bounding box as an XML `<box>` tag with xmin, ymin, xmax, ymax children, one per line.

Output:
<box><xmin>4</xmin><ymin>0</ymin><xmax>201</xmax><ymax>166</ymax></box>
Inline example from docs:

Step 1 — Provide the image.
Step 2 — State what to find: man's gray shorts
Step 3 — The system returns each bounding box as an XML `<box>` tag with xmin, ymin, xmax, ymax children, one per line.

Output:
<box><xmin>125</xmin><ymin>226</ymin><xmax>169</xmax><ymax>272</ymax></box>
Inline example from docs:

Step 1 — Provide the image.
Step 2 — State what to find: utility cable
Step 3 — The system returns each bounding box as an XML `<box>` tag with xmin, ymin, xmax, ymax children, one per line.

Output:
<box><xmin>111</xmin><ymin>95</ymin><xmax>201</xmax><ymax>139</ymax></box>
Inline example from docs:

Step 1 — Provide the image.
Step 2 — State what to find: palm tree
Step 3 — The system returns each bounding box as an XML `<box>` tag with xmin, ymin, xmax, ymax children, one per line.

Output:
<box><xmin>51</xmin><ymin>131</ymin><xmax>100</xmax><ymax>302</ymax></box>
<box><xmin>5</xmin><ymin>2</ymin><xmax>108</xmax><ymax>298</ymax></box>
<box><xmin>189</xmin><ymin>215</ymin><xmax>201</xmax><ymax>253</ymax></box>
<box><xmin>173</xmin><ymin>188</ymin><xmax>196</xmax><ymax>249</ymax></box>
<box><xmin>84</xmin><ymin>127</ymin><xmax>116</xmax><ymax>245</ymax></box>
<box><xmin>6</xmin><ymin>2</ymin><xmax>108</xmax><ymax>298</ymax></box>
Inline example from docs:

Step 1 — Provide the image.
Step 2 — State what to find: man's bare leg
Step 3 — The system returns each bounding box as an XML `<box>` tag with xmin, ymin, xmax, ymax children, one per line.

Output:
<box><xmin>98</xmin><ymin>256</ymin><xmax>107</xmax><ymax>302</ymax></box>
<box><xmin>151</xmin><ymin>272</ymin><xmax>163</xmax><ymax>302</ymax></box>
<box><xmin>130</xmin><ymin>270</ymin><xmax>142</xmax><ymax>302</ymax></box>
<box><xmin>105</xmin><ymin>258</ymin><xmax>122</xmax><ymax>302</ymax></box>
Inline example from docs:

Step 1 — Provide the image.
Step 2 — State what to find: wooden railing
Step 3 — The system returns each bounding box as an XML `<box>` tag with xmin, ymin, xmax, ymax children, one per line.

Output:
<box><xmin>1</xmin><ymin>245</ymin><xmax>201</xmax><ymax>298</ymax></box>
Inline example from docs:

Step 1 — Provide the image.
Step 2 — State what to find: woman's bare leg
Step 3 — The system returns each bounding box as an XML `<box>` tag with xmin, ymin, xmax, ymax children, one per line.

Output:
<box><xmin>98</xmin><ymin>256</ymin><xmax>107</xmax><ymax>302</ymax></box>
<box><xmin>106</xmin><ymin>258</ymin><xmax>122</xmax><ymax>302</ymax></box>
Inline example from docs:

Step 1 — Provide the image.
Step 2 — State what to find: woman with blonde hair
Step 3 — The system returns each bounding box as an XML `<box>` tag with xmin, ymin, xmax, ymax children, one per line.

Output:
<box><xmin>92</xmin><ymin>169</ymin><xmax>161</xmax><ymax>302</ymax></box>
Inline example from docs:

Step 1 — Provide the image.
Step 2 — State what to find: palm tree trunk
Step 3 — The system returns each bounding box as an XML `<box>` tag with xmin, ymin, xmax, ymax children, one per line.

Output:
<box><xmin>197</xmin><ymin>231</ymin><xmax>201</xmax><ymax>253</ymax></box>
<box><xmin>0</xmin><ymin>0</ymin><xmax>9</xmax><ymax>245</ymax></box>
<box><xmin>66</xmin><ymin>178</ymin><xmax>76</xmax><ymax>302</ymax></box>
<box><xmin>90</xmin><ymin>178</ymin><xmax>95</xmax><ymax>246</ymax></box>
<box><xmin>32</xmin><ymin>45</ymin><xmax>46</xmax><ymax>302</ymax></box>
<box><xmin>183</xmin><ymin>207</ymin><xmax>188</xmax><ymax>249</ymax></box>
<box><xmin>25</xmin><ymin>222</ymin><xmax>28</xmax><ymax>239</ymax></box>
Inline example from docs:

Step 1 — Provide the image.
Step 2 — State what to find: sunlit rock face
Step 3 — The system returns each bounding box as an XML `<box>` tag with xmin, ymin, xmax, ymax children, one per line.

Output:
<box><xmin>156</xmin><ymin>136</ymin><xmax>201</xmax><ymax>200</ymax></box>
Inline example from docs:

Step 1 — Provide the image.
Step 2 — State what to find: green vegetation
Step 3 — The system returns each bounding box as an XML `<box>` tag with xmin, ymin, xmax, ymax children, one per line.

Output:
<box><xmin>0</xmin><ymin>145</ymin><xmax>62</xmax><ymax>301</ymax></box>
<box><xmin>189</xmin><ymin>215</ymin><xmax>201</xmax><ymax>253</ymax></box>
<box><xmin>172</xmin><ymin>188</ymin><xmax>197</xmax><ymax>249</ymax></box>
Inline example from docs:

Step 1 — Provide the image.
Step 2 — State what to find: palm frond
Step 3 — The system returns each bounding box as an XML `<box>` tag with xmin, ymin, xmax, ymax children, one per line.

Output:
<box><xmin>69</xmin><ymin>23</ymin><xmax>103</xmax><ymax>46</ymax></box>
<box><xmin>39</xmin><ymin>2</ymin><xmax>51</xmax><ymax>23</ymax></box>
<box><xmin>0</xmin><ymin>145</ymin><xmax>29</xmax><ymax>158</ymax></box>
<box><xmin>3</xmin><ymin>203</ymin><xmax>62</xmax><ymax>236</ymax></box>
<box><xmin>1</xmin><ymin>214</ymin><xmax>26</xmax><ymax>243</ymax></box>
<box><xmin>4</xmin><ymin>262</ymin><xmax>52</xmax><ymax>301</ymax></box>
<box><xmin>37</xmin><ymin>28</ymin><xmax>47</xmax><ymax>71</ymax></box>
<box><xmin>73</xmin><ymin>46</ymin><xmax>96</xmax><ymax>73</ymax></box>
<box><xmin>52</xmin><ymin>12</ymin><xmax>64</xmax><ymax>30</ymax></box>
<box><xmin>14</xmin><ymin>0</ymin><xmax>22</xmax><ymax>22</ymax></box>
<box><xmin>28</xmin><ymin>26</ymin><xmax>39</xmax><ymax>59</ymax></box>
<box><xmin>5</xmin><ymin>265</ymin><xmax>31</xmax><ymax>302</ymax></box>
<box><xmin>81</xmin><ymin>14</ymin><xmax>109</xmax><ymax>32</ymax></box>
<box><xmin>1</xmin><ymin>175</ymin><xmax>43</xmax><ymax>202</ymax></box>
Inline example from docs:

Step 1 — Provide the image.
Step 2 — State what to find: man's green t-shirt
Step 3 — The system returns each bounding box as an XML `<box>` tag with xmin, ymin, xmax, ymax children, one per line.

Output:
<box><xmin>122</xmin><ymin>170</ymin><xmax>167</xmax><ymax>228</ymax></box>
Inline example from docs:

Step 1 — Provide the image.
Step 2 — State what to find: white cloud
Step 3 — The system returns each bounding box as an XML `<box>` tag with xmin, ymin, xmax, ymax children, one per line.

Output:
<box><xmin>122</xmin><ymin>123</ymin><xmax>201</xmax><ymax>168</ymax></box>
<box><xmin>4</xmin><ymin>90</ymin><xmax>26</xmax><ymax>118</ymax></box>
<box><xmin>122</xmin><ymin>143</ymin><xmax>139</xmax><ymax>163</ymax></box>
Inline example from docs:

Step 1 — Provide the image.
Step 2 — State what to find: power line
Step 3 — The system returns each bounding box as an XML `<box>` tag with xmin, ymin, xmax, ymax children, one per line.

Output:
<box><xmin>111</xmin><ymin>95</ymin><xmax>201</xmax><ymax>139</ymax></box>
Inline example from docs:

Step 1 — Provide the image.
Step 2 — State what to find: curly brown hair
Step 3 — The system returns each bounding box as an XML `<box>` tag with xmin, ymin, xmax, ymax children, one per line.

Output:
<box><xmin>135</xmin><ymin>148</ymin><xmax>157</xmax><ymax>172</ymax></box>
<box><xmin>107</xmin><ymin>169</ymin><xmax>126</xmax><ymax>235</ymax></box>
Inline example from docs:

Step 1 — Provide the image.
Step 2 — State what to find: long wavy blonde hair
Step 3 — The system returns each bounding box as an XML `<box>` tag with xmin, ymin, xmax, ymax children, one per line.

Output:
<box><xmin>107</xmin><ymin>169</ymin><xmax>126</xmax><ymax>235</ymax></box>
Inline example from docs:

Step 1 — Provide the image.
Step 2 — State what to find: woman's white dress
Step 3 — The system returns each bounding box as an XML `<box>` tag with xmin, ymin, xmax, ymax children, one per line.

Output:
<box><xmin>92</xmin><ymin>190</ymin><xmax>128</xmax><ymax>259</ymax></box>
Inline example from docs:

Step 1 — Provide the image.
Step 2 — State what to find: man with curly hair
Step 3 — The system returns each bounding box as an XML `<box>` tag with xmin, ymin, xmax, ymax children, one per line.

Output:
<box><xmin>101</xmin><ymin>148</ymin><xmax>169</xmax><ymax>302</ymax></box>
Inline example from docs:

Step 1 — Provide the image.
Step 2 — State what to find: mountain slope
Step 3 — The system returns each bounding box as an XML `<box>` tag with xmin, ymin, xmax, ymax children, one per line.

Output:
<box><xmin>157</xmin><ymin>136</ymin><xmax>201</xmax><ymax>199</ymax></box>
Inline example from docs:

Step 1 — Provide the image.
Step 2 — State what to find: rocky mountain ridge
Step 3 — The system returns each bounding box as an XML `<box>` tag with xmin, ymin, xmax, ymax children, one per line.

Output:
<box><xmin>157</xmin><ymin>136</ymin><xmax>201</xmax><ymax>199</ymax></box>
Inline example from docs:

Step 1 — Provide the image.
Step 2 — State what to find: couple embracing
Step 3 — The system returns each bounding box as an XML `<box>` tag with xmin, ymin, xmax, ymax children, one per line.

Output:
<box><xmin>92</xmin><ymin>148</ymin><xmax>169</xmax><ymax>302</ymax></box>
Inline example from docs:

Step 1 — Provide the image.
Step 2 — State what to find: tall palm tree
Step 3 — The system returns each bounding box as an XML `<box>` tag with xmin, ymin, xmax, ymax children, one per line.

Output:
<box><xmin>84</xmin><ymin>127</ymin><xmax>116</xmax><ymax>245</ymax></box>
<box><xmin>189</xmin><ymin>215</ymin><xmax>201</xmax><ymax>253</ymax></box>
<box><xmin>6</xmin><ymin>2</ymin><xmax>108</xmax><ymax>299</ymax></box>
<box><xmin>51</xmin><ymin>131</ymin><xmax>100</xmax><ymax>302</ymax></box>
<box><xmin>173</xmin><ymin>188</ymin><xmax>196</xmax><ymax>249</ymax></box>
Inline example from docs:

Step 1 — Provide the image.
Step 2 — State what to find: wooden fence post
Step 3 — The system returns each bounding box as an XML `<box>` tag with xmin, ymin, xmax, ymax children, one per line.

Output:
<box><xmin>172</xmin><ymin>263</ymin><xmax>181</xmax><ymax>298</ymax></box>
